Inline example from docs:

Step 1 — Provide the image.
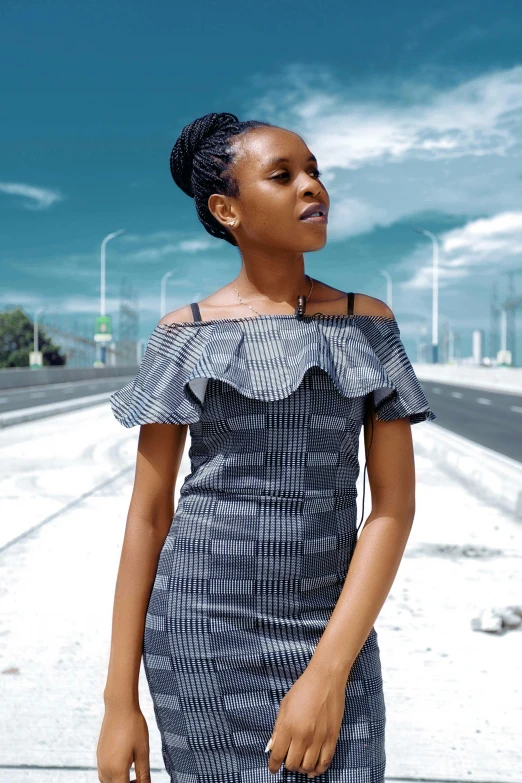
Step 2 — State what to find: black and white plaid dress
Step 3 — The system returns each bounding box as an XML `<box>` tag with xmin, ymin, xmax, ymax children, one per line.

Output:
<box><xmin>110</xmin><ymin>306</ymin><xmax>436</xmax><ymax>783</ymax></box>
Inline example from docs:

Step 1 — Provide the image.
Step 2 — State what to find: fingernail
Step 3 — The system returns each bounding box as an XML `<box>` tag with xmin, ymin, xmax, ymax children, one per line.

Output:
<box><xmin>264</xmin><ymin>738</ymin><xmax>272</xmax><ymax>752</ymax></box>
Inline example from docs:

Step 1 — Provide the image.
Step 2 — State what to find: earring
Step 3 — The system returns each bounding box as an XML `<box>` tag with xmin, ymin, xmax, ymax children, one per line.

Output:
<box><xmin>229</xmin><ymin>221</ymin><xmax>236</xmax><ymax>227</ymax></box>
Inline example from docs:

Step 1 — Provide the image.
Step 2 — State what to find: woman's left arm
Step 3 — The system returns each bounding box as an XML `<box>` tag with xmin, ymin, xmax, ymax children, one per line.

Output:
<box><xmin>310</xmin><ymin>392</ymin><xmax>416</xmax><ymax>679</ymax></box>
<box><xmin>267</xmin><ymin>393</ymin><xmax>416</xmax><ymax>778</ymax></box>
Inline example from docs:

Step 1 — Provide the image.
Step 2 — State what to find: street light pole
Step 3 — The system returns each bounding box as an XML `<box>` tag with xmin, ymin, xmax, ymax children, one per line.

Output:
<box><xmin>379</xmin><ymin>269</ymin><xmax>392</xmax><ymax>310</ymax></box>
<box><xmin>99</xmin><ymin>229</ymin><xmax>125</xmax><ymax>364</ymax></box>
<box><xmin>136</xmin><ymin>338</ymin><xmax>145</xmax><ymax>365</ymax></box>
<box><xmin>413</xmin><ymin>226</ymin><xmax>439</xmax><ymax>363</ymax></box>
<box><xmin>34</xmin><ymin>306</ymin><xmax>45</xmax><ymax>353</ymax></box>
<box><xmin>160</xmin><ymin>270</ymin><xmax>174</xmax><ymax>319</ymax></box>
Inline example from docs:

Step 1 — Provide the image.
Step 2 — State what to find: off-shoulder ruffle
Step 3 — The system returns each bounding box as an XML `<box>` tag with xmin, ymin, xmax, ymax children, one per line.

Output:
<box><xmin>109</xmin><ymin>315</ymin><xmax>437</xmax><ymax>427</ymax></box>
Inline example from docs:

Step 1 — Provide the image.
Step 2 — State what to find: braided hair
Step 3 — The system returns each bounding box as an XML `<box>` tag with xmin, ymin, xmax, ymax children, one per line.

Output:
<box><xmin>169</xmin><ymin>112</ymin><xmax>274</xmax><ymax>247</ymax></box>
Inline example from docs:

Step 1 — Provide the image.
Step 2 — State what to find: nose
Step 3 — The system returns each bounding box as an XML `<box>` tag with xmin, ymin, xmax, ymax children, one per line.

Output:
<box><xmin>299</xmin><ymin>174</ymin><xmax>324</xmax><ymax>199</ymax></box>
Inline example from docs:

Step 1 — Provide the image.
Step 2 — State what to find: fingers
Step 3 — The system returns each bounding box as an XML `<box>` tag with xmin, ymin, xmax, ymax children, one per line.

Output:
<box><xmin>268</xmin><ymin>734</ymin><xmax>336</xmax><ymax>778</ymax></box>
<box><xmin>282</xmin><ymin>736</ymin><xmax>320</xmax><ymax>777</ymax></box>
<box><xmin>267</xmin><ymin>726</ymin><xmax>292</xmax><ymax>775</ymax></box>
<box><xmin>308</xmin><ymin>737</ymin><xmax>336</xmax><ymax>778</ymax></box>
<box><xmin>266</xmin><ymin>697</ymin><xmax>338</xmax><ymax>777</ymax></box>
<box><xmin>300</xmin><ymin>740</ymin><xmax>324</xmax><ymax>778</ymax></box>
<box><xmin>134</xmin><ymin>749</ymin><xmax>151</xmax><ymax>783</ymax></box>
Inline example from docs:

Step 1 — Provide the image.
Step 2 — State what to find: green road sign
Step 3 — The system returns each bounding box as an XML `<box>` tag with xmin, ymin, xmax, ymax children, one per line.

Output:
<box><xmin>94</xmin><ymin>315</ymin><xmax>112</xmax><ymax>342</ymax></box>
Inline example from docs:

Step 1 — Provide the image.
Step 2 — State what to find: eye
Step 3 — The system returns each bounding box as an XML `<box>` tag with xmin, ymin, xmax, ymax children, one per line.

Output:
<box><xmin>271</xmin><ymin>168</ymin><xmax>322</xmax><ymax>180</ymax></box>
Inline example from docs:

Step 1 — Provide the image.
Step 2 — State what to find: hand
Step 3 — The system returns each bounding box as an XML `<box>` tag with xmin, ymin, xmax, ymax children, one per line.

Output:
<box><xmin>266</xmin><ymin>665</ymin><xmax>347</xmax><ymax>778</ymax></box>
<box><xmin>97</xmin><ymin>703</ymin><xmax>151</xmax><ymax>783</ymax></box>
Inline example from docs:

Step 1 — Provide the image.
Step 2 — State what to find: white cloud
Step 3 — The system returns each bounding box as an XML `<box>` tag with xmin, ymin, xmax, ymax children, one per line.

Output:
<box><xmin>122</xmin><ymin>231</ymin><xmax>179</xmax><ymax>244</ymax></box>
<box><xmin>178</xmin><ymin>239</ymin><xmax>214</xmax><ymax>252</ymax></box>
<box><xmin>401</xmin><ymin>210</ymin><xmax>522</xmax><ymax>291</ymax></box>
<box><xmin>0</xmin><ymin>290</ymin><xmax>40</xmax><ymax>309</ymax></box>
<box><xmin>251</xmin><ymin>64</ymin><xmax>522</xmax><ymax>168</ymax></box>
<box><xmin>127</xmin><ymin>243</ymin><xmax>180</xmax><ymax>262</ymax></box>
<box><xmin>0</xmin><ymin>289</ymin><xmax>119</xmax><ymax>314</ymax></box>
<box><xmin>0</xmin><ymin>287</ymin><xmax>201</xmax><ymax>324</ymax></box>
<box><xmin>121</xmin><ymin>232</ymin><xmax>215</xmax><ymax>261</ymax></box>
<box><xmin>0</xmin><ymin>182</ymin><xmax>65</xmax><ymax>210</ymax></box>
<box><xmin>326</xmin><ymin>196</ymin><xmax>389</xmax><ymax>239</ymax></box>
<box><xmin>443</xmin><ymin>211</ymin><xmax>522</xmax><ymax>256</ymax></box>
<box><xmin>246</xmin><ymin>64</ymin><xmax>522</xmax><ymax>241</ymax></box>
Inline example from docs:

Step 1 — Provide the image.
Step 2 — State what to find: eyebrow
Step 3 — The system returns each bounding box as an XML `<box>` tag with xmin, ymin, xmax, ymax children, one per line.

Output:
<box><xmin>264</xmin><ymin>154</ymin><xmax>317</xmax><ymax>168</ymax></box>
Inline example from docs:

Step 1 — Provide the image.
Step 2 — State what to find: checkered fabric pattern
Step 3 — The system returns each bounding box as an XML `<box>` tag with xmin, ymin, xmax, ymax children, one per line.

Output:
<box><xmin>110</xmin><ymin>314</ymin><xmax>436</xmax><ymax>782</ymax></box>
<box><xmin>110</xmin><ymin>314</ymin><xmax>437</xmax><ymax>428</ymax></box>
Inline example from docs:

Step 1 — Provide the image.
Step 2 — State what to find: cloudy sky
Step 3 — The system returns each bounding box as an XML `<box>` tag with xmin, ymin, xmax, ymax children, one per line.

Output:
<box><xmin>1</xmin><ymin>0</ymin><xmax>521</xmax><ymax>360</ymax></box>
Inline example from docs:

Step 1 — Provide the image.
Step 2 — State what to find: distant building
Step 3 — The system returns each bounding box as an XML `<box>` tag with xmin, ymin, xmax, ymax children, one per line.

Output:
<box><xmin>472</xmin><ymin>329</ymin><xmax>484</xmax><ymax>365</ymax></box>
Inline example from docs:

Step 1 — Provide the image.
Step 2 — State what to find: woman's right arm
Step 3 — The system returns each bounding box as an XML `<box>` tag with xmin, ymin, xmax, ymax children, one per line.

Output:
<box><xmin>97</xmin><ymin>421</ymin><xmax>188</xmax><ymax>782</ymax></box>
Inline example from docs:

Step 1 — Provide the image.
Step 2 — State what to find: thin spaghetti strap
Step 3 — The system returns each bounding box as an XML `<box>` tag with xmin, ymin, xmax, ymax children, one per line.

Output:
<box><xmin>190</xmin><ymin>302</ymin><xmax>201</xmax><ymax>322</ymax></box>
<box><xmin>347</xmin><ymin>291</ymin><xmax>354</xmax><ymax>315</ymax></box>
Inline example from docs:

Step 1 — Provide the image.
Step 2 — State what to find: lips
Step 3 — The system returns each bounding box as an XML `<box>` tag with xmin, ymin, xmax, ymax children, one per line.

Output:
<box><xmin>300</xmin><ymin>214</ymin><xmax>327</xmax><ymax>224</ymax></box>
<box><xmin>299</xmin><ymin>203</ymin><xmax>328</xmax><ymax>220</ymax></box>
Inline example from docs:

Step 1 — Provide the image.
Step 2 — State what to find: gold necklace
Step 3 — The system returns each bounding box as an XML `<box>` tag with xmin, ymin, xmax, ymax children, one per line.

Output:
<box><xmin>232</xmin><ymin>275</ymin><xmax>314</xmax><ymax>317</ymax></box>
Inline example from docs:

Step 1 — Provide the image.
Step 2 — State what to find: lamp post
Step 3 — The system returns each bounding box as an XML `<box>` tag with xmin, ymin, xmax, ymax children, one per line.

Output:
<box><xmin>136</xmin><ymin>338</ymin><xmax>145</xmax><ymax>365</ymax></box>
<box><xmin>379</xmin><ymin>269</ymin><xmax>392</xmax><ymax>310</ymax></box>
<box><xmin>34</xmin><ymin>306</ymin><xmax>45</xmax><ymax>353</ymax></box>
<box><xmin>30</xmin><ymin>306</ymin><xmax>45</xmax><ymax>368</ymax></box>
<box><xmin>160</xmin><ymin>270</ymin><xmax>174</xmax><ymax>319</ymax></box>
<box><xmin>99</xmin><ymin>229</ymin><xmax>125</xmax><ymax>365</ymax></box>
<box><xmin>413</xmin><ymin>225</ymin><xmax>439</xmax><ymax>363</ymax></box>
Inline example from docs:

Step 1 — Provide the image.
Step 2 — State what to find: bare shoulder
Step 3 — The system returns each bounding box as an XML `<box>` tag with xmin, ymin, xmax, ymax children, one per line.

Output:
<box><xmin>158</xmin><ymin>285</ymin><xmax>233</xmax><ymax>325</ymax></box>
<box><xmin>354</xmin><ymin>292</ymin><xmax>395</xmax><ymax>319</ymax></box>
<box><xmin>158</xmin><ymin>304</ymin><xmax>197</xmax><ymax>325</ymax></box>
<box><xmin>312</xmin><ymin>281</ymin><xmax>394</xmax><ymax>319</ymax></box>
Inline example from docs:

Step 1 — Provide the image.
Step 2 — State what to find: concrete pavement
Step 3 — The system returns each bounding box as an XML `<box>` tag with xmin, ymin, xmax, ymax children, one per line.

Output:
<box><xmin>0</xmin><ymin>402</ymin><xmax>520</xmax><ymax>782</ymax></box>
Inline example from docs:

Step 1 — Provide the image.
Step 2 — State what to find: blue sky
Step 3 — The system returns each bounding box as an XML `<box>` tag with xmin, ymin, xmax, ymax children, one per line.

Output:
<box><xmin>1</xmin><ymin>0</ymin><xmax>522</xmax><ymax>361</ymax></box>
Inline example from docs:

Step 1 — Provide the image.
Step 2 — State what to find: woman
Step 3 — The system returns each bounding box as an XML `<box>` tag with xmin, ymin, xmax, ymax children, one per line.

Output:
<box><xmin>97</xmin><ymin>112</ymin><xmax>436</xmax><ymax>782</ymax></box>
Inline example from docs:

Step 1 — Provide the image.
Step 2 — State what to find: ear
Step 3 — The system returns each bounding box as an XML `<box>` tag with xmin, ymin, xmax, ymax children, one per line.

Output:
<box><xmin>208</xmin><ymin>193</ymin><xmax>238</xmax><ymax>228</ymax></box>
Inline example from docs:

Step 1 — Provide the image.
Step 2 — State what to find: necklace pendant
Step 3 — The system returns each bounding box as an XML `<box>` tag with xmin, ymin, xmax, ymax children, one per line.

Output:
<box><xmin>295</xmin><ymin>294</ymin><xmax>307</xmax><ymax>317</ymax></box>
<box><xmin>234</xmin><ymin>274</ymin><xmax>314</xmax><ymax>318</ymax></box>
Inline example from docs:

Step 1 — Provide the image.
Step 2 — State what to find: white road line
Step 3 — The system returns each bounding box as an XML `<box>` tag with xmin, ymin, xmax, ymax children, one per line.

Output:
<box><xmin>510</xmin><ymin>405</ymin><xmax>522</xmax><ymax>414</ymax></box>
<box><xmin>476</xmin><ymin>397</ymin><xmax>491</xmax><ymax>405</ymax></box>
<box><xmin>451</xmin><ymin>391</ymin><xmax>463</xmax><ymax>398</ymax></box>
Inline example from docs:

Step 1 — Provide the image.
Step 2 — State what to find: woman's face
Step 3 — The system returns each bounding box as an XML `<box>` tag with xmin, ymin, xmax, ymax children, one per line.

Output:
<box><xmin>212</xmin><ymin>126</ymin><xmax>330</xmax><ymax>253</ymax></box>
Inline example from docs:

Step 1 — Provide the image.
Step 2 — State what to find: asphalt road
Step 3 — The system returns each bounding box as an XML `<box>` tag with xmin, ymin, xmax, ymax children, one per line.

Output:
<box><xmin>0</xmin><ymin>404</ymin><xmax>520</xmax><ymax>781</ymax></box>
<box><xmin>0</xmin><ymin>374</ymin><xmax>520</xmax><ymax>463</ymax></box>
<box><xmin>420</xmin><ymin>379</ymin><xmax>522</xmax><ymax>463</ymax></box>
<box><xmin>0</xmin><ymin>374</ymin><xmax>135</xmax><ymax>412</ymax></box>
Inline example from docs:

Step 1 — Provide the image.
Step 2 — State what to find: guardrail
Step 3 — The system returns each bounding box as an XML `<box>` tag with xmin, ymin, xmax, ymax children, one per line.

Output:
<box><xmin>0</xmin><ymin>365</ymin><xmax>139</xmax><ymax>390</ymax></box>
<box><xmin>413</xmin><ymin>362</ymin><xmax>522</xmax><ymax>395</ymax></box>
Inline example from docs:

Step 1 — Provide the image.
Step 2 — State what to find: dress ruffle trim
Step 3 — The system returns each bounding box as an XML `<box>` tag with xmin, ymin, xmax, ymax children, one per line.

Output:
<box><xmin>109</xmin><ymin>315</ymin><xmax>437</xmax><ymax>427</ymax></box>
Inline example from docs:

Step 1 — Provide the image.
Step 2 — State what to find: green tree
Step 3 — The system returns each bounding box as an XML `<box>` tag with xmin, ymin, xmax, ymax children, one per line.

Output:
<box><xmin>0</xmin><ymin>308</ymin><xmax>67</xmax><ymax>368</ymax></box>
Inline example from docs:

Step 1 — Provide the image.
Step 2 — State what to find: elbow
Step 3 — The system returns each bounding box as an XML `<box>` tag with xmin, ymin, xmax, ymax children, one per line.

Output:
<box><xmin>372</xmin><ymin>490</ymin><xmax>415</xmax><ymax>525</ymax></box>
<box><xmin>401</xmin><ymin>489</ymin><xmax>416</xmax><ymax>524</ymax></box>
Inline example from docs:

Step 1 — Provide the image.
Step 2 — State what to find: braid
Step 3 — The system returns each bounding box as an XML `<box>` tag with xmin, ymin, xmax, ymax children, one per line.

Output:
<box><xmin>169</xmin><ymin>112</ymin><xmax>274</xmax><ymax>247</ymax></box>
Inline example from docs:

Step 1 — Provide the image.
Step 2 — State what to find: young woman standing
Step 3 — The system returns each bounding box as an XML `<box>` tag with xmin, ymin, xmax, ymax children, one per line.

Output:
<box><xmin>97</xmin><ymin>112</ymin><xmax>436</xmax><ymax>782</ymax></box>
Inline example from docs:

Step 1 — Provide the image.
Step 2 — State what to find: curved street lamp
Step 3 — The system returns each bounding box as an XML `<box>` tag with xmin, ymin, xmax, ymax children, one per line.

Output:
<box><xmin>99</xmin><ymin>229</ymin><xmax>125</xmax><ymax>365</ymax></box>
<box><xmin>413</xmin><ymin>225</ymin><xmax>439</xmax><ymax>363</ymax></box>
<box><xmin>31</xmin><ymin>306</ymin><xmax>45</xmax><ymax>368</ymax></box>
<box><xmin>160</xmin><ymin>270</ymin><xmax>174</xmax><ymax>319</ymax></box>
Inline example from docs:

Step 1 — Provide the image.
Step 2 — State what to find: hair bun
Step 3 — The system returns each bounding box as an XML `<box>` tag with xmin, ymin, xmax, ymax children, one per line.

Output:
<box><xmin>170</xmin><ymin>112</ymin><xmax>239</xmax><ymax>197</ymax></box>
